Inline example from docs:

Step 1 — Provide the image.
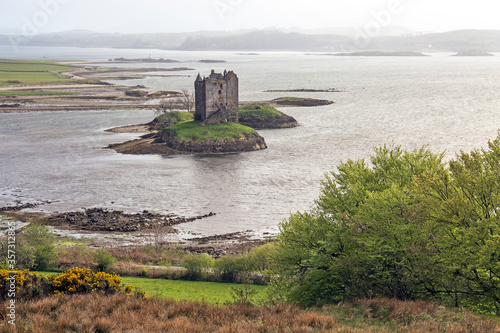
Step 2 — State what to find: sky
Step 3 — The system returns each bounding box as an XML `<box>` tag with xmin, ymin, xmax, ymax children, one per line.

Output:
<box><xmin>1</xmin><ymin>0</ymin><xmax>499</xmax><ymax>34</ymax></box>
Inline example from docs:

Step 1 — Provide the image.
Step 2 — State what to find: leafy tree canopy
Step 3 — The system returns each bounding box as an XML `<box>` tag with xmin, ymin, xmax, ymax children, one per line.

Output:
<box><xmin>272</xmin><ymin>133</ymin><xmax>500</xmax><ymax>314</ymax></box>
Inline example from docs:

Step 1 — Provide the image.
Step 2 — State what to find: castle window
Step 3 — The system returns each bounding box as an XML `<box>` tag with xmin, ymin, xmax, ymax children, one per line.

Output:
<box><xmin>220</xmin><ymin>84</ymin><xmax>223</xmax><ymax>89</ymax></box>
<box><xmin>218</xmin><ymin>90</ymin><xmax>222</xmax><ymax>94</ymax></box>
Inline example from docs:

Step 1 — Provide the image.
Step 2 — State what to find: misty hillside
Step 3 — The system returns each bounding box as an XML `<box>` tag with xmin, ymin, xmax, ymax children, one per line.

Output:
<box><xmin>1</xmin><ymin>29</ymin><xmax>500</xmax><ymax>52</ymax></box>
<box><xmin>179</xmin><ymin>30</ymin><xmax>351</xmax><ymax>50</ymax></box>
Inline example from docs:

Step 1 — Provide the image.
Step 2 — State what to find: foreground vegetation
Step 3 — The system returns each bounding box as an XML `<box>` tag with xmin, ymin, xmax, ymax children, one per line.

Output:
<box><xmin>4</xmin><ymin>131</ymin><xmax>500</xmax><ymax>330</ymax></box>
<box><xmin>272</xmin><ymin>132</ymin><xmax>500</xmax><ymax>315</ymax></box>
<box><xmin>1</xmin><ymin>293</ymin><xmax>497</xmax><ymax>332</ymax></box>
<box><xmin>2</xmin><ymin>268</ymin><xmax>498</xmax><ymax>332</ymax></box>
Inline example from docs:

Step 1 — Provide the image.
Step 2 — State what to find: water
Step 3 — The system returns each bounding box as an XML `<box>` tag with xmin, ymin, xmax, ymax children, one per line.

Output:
<box><xmin>1</xmin><ymin>46</ymin><xmax>500</xmax><ymax>237</ymax></box>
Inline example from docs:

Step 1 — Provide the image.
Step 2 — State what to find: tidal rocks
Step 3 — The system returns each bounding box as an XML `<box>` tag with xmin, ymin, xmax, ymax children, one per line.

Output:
<box><xmin>46</xmin><ymin>208</ymin><xmax>216</xmax><ymax>232</ymax></box>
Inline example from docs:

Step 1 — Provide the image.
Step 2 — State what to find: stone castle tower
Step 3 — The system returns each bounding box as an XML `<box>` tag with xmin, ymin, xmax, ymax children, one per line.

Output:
<box><xmin>194</xmin><ymin>70</ymin><xmax>239</xmax><ymax>125</ymax></box>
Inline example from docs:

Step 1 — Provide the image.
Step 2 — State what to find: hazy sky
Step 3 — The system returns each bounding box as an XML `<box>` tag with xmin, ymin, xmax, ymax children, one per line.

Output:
<box><xmin>2</xmin><ymin>0</ymin><xmax>500</xmax><ymax>34</ymax></box>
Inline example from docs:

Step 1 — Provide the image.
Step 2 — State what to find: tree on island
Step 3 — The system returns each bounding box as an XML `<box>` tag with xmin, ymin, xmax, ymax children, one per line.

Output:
<box><xmin>155</xmin><ymin>98</ymin><xmax>178</xmax><ymax>114</ymax></box>
<box><xmin>155</xmin><ymin>90</ymin><xmax>194</xmax><ymax>114</ymax></box>
<box><xmin>180</xmin><ymin>89</ymin><xmax>195</xmax><ymax>112</ymax></box>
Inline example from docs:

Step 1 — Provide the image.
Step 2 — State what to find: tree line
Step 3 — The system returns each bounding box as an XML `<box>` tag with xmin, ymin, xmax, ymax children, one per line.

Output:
<box><xmin>271</xmin><ymin>132</ymin><xmax>500</xmax><ymax>314</ymax></box>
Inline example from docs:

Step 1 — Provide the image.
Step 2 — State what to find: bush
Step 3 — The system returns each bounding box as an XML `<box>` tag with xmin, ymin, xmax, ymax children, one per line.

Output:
<box><xmin>94</xmin><ymin>249</ymin><xmax>116</xmax><ymax>272</ymax></box>
<box><xmin>181</xmin><ymin>254</ymin><xmax>215</xmax><ymax>280</ymax></box>
<box><xmin>0</xmin><ymin>237</ymin><xmax>35</xmax><ymax>270</ymax></box>
<box><xmin>245</xmin><ymin>242</ymin><xmax>276</xmax><ymax>272</ymax></box>
<box><xmin>25</xmin><ymin>224</ymin><xmax>58</xmax><ymax>270</ymax></box>
<box><xmin>0</xmin><ymin>267</ymin><xmax>141</xmax><ymax>302</ymax></box>
<box><xmin>49</xmin><ymin>267</ymin><xmax>136</xmax><ymax>296</ymax></box>
<box><xmin>215</xmin><ymin>256</ymin><xmax>246</xmax><ymax>282</ymax></box>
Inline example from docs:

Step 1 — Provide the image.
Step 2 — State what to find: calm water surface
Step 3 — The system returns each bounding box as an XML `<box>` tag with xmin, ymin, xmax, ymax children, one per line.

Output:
<box><xmin>1</xmin><ymin>46</ymin><xmax>500</xmax><ymax>237</ymax></box>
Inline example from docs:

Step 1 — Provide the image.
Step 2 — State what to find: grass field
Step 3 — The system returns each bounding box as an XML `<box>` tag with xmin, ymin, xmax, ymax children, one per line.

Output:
<box><xmin>37</xmin><ymin>271</ymin><xmax>267</xmax><ymax>304</ymax></box>
<box><xmin>0</xmin><ymin>90</ymin><xmax>78</xmax><ymax>96</ymax></box>
<box><xmin>120</xmin><ymin>276</ymin><xmax>267</xmax><ymax>304</ymax></box>
<box><xmin>163</xmin><ymin>120</ymin><xmax>257</xmax><ymax>142</ymax></box>
<box><xmin>0</xmin><ymin>59</ymin><xmax>89</xmax><ymax>87</ymax></box>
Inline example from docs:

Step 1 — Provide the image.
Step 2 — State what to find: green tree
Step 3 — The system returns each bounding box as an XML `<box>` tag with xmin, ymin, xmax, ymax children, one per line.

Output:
<box><xmin>272</xmin><ymin>144</ymin><xmax>446</xmax><ymax>306</ymax></box>
<box><xmin>215</xmin><ymin>256</ymin><xmax>247</xmax><ymax>282</ymax></box>
<box><xmin>272</xmin><ymin>134</ymin><xmax>500</xmax><ymax>314</ymax></box>
<box><xmin>25</xmin><ymin>224</ymin><xmax>58</xmax><ymax>270</ymax></box>
<box><xmin>0</xmin><ymin>237</ymin><xmax>35</xmax><ymax>270</ymax></box>
<box><xmin>181</xmin><ymin>254</ymin><xmax>215</xmax><ymax>280</ymax></box>
<box><xmin>414</xmin><ymin>134</ymin><xmax>500</xmax><ymax>313</ymax></box>
<box><xmin>94</xmin><ymin>249</ymin><xmax>116</xmax><ymax>272</ymax></box>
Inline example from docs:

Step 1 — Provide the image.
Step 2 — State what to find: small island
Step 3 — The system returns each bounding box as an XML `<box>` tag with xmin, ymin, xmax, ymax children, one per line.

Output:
<box><xmin>331</xmin><ymin>51</ymin><xmax>427</xmax><ymax>57</ymax></box>
<box><xmin>107</xmin><ymin>71</ymin><xmax>337</xmax><ymax>156</ymax></box>
<box><xmin>198</xmin><ymin>59</ymin><xmax>227</xmax><ymax>63</ymax></box>
<box><xmin>239</xmin><ymin>103</ymin><xmax>298</xmax><ymax>129</ymax></box>
<box><xmin>108</xmin><ymin>114</ymin><xmax>267</xmax><ymax>156</ymax></box>
<box><xmin>108</xmin><ymin>102</ymin><xmax>300</xmax><ymax>155</ymax></box>
<box><xmin>271</xmin><ymin>97</ymin><xmax>334</xmax><ymax>107</ymax></box>
<box><xmin>108</xmin><ymin>70</ymin><xmax>295</xmax><ymax>156</ymax></box>
<box><xmin>452</xmin><ymin>49</ymin><xmax>494</xmax><ymax>56</ymax></box>
<box><xmin>264</xmin><ymin>88</ymin><xmax>343</xmax><ymax>93</ymax></box>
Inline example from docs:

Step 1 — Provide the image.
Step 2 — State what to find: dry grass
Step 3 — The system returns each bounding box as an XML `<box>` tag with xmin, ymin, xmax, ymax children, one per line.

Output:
<box><xmin>323</xmin><ymin>298</ymin><xmax>500</xmax><ymax>333</ymax></box>
<box><xmin>1</xmin><ymin>296</ymin><xmax>499</xmax><ymax>333</ymax></box>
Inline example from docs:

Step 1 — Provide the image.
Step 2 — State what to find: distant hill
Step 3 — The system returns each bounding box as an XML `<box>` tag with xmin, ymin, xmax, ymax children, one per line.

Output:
<box><xmin>367</xmin><ymin>29</ymin><xmax>500</xmax><ymax>52</ymax></box>
<box><xmin>1</xmin><ymin>29</ymin><xmax>500</xmax><ymax>52</ymax></box>
<box><xmin>179</xmin><ymin>30</ymin><xmax>351</xmax><ymax>50</ymax></box>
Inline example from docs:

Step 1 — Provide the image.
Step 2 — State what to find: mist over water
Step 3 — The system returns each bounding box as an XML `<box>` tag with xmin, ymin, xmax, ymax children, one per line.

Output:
<box><xmin>1</xmin><ymin>47</ymin><xmax>500</xmax><ymax>237</ymax></box>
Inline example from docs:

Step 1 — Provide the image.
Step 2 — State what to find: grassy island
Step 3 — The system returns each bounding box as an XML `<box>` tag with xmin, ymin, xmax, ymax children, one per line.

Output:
<box><xmin>239</xmin><ymin>103</ymin><xmax>284</xmax><ymax>118</ymax></box>
<box><xmin>162</xmin><ymin>121</ymin><xmax>257</xmax><ymax>142</ymax></box>
<box><xmin>238</xmin><ymin>103</ymin><xmax>298</xmax><ymax>129</ymax></box>
<box><xmin>155</xmin><ymin>111</ymin><xmax>194</xmax><ymax>124</ymax></box>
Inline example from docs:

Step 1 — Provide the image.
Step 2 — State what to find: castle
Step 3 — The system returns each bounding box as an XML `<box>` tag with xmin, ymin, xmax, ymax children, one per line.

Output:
<box><xmin>195</xmin><ymin>70</ymin><xmax>239</xmax><ymax>125</ymax></box>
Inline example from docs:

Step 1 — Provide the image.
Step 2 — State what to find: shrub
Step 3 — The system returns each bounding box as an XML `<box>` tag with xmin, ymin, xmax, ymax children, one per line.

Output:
<box><xmin>214</xmin><ymin>256</ymin><xmax>246</xmax><ymax>282</ymax></box>
<box><xmin>0</xmin><ymin>268</ymin><xmax>142</xmax><ymax>302</ymax></box>
<box><xmin>94</xmin><ymin>249</ymin><xmax>116</xmax><ymax>272</ymax></box>
<box><xmin>245</xmin><ymin>242</ymin><xmax>276</xmax><ymax>272</ymax></box>
<box><xmin>25</xmin><ymin>224</ymin><xmax>58</xmax><ymax>270</ymax></box>
<box><xmin>0</xmin><ymin>237</ymin><xmax>35</xmax><ymax>270</ymax></box>
<box><xmin>181</xmin><ymin>254</ymin><xmax>214</xmax><ymax>280</ymax></box>
<box><xmin>49</xmin><ymin>267</ymin><xmax>132</xmax><ymax>296</ymax></box>
<box><xmin>0</xmin><ymin>269</ymin><xmax>51</xmax><ymax>301</ymax></box>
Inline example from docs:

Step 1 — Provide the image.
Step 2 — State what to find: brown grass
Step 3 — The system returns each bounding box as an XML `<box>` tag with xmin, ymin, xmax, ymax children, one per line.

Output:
<box><xmin>0</xmin><ymin>296</ymin><xmax>498</xmax><ymax>333</ymax></box>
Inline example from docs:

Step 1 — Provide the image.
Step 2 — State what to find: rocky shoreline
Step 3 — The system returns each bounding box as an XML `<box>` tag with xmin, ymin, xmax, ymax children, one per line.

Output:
<box><xmin>44</xmin><ymin>208</ymin><xmax>216</xmax><ymax>232</ymax></box>
<box><xmin>0</xmin><ymin>204</ymin><xmax>270</xmax><ymax>256</ymax></box>
<box><xmin>239</xmin><ymin>114</ymin><xmax>298</xmax><ymax>129</ymax></box>
<box><xmin>158</xmin><ymin>132</ymin><xmax>267</xmax><ymax>154</ymax></box>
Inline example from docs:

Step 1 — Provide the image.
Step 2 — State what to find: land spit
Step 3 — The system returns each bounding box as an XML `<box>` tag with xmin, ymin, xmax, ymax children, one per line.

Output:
<box><xmin>1</xmin><ymin>205</ymin><xmax>272</xmax><ymax>257</ymax></box>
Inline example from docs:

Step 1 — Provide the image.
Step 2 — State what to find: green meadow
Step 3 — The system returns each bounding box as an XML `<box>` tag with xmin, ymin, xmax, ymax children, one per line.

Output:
<box><xmin>0</xmin><ymin>59</ymin><xmax>93</xmax><ymax>87</ymax></box>
<box><xmin>37</xmin><ymin>271</ymin><xmax>267</xmax><ymax>305</ymax></box>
